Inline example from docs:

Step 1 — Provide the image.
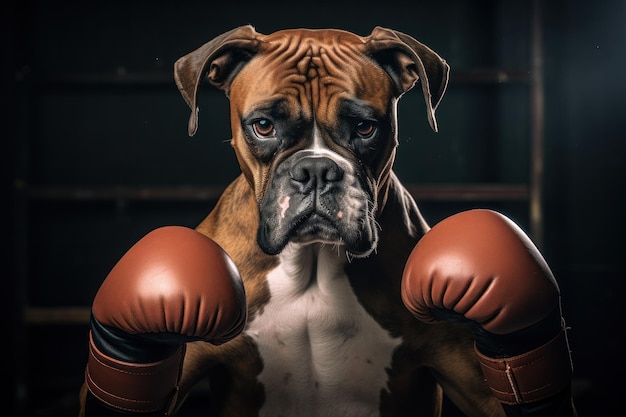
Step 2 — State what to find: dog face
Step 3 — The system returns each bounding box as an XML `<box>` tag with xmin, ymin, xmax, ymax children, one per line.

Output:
<box><xmin>174</xmin><ymin>26</ymin><xmax>449</xmax><ymax>257</ymax></box>
<box><xmin>228</xmin><ymin>29</ymin><xmax>399</xmax><ymax>257</ymax></box>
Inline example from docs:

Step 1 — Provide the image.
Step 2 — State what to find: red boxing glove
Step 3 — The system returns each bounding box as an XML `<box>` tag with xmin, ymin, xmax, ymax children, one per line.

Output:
<box><xmin>84</xmin><ymin>226</ymin><xmax>246</xmax><ymax>415</ymax></box>
<box><xmin>401</xmin><ymin>209</ymin><xmax>574</xmax><ymax>411</ymax></box>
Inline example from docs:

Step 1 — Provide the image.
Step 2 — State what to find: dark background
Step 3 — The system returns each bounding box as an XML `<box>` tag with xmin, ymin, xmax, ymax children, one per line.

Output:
<box><xmin>3</xmin><ymin>0</ymin><xmax>624</xmax><ymax>416</ymax></box>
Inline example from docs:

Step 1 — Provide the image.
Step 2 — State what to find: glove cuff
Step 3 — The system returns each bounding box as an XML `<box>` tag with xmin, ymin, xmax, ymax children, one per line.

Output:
<box><xmin>85</xmin><ymin>331</ymin><xmax>184</xmax><ymax>414</ymax></box>
<box><xmin>475</xmin><ymin>329</ymin><xmax>573</xmax><ymax>405</ymax></box>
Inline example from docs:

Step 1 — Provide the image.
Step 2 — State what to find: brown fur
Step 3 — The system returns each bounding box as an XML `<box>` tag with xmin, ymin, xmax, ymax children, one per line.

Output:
<box><xmin>79</xmin><ymin>26</ymin><xmax>505</xmax><ymax>417</ymax></box>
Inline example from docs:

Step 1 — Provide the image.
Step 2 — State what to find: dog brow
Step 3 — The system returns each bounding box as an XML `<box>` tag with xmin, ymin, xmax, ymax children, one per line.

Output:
<box><xmin>247</xmin><ymin>99</ymin><xmax>289</xmax><ymax>117</ymax></box>
<box><xmin>338</xmin><ymin>98</ymin><xmax>381</xmax><ymax>120</ymax></box>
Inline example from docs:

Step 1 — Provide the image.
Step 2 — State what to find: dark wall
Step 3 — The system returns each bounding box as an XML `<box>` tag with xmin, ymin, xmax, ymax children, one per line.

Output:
<box><xmin>542</xmin><ymin>1</ymin><xmax>626</xmax><ymax>414</ymax></box>
<box><xmin>4</xmin><ymin>0</ymin><xmax>624</xmax><ymax>416</ymax></box>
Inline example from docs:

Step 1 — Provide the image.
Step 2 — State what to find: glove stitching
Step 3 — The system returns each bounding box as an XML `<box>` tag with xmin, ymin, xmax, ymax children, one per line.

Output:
<box><xmin>91</xmin><ymin>351</ymin><xmax>162</xmax><ymax>376</ymax></box>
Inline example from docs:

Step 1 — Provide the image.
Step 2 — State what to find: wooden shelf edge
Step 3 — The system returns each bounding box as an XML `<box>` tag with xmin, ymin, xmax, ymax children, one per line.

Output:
<box><xmin>18</xmin><ymin>184</ymin><xmax>227</xmax><ymax>201</ymax></box>
<box><xmin>451</xmin><ymin>68</ymin><xmax>530</xmax><ymax>84</ymax></box>
<box><xmin>406</xmin><ymin>183</ymin><xmax>529</xmax><ymax>201</ymax></box>
<box><xmin>24</xmin><ymin>307</ymin><xmax>91</xmax><ymax>325</ymax></box>
<box><xmin>31</xmin><ymin>72</ymin><xmax>176</xmax><ymax>88</ymax></box>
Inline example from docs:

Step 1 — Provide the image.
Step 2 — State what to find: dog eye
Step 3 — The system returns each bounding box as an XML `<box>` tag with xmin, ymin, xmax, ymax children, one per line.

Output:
<box><xmin>355</xmin><ymin>120</ymin><xmax>377</xmax><ymax>138</ymax></box>
<box><xmin>252</xmin><ymin>119</ymin><xmax>276</xmax><ymax>138</ymax></box>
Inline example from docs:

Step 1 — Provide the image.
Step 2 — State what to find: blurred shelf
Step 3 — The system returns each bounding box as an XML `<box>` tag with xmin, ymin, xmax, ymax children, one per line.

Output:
<box><xmin>17</xmin><ymin>184</ymin><xmax>227</xmax><ymax>202</ymax></box>
<box><xmin>24</xmin><ymin>307</ymin><xmax>91</xmax><ymax>325</ymax></box>
<box><xmin>451</xmin><ymin>68</ymin><xmax>529</xmax><ymax>84</ymax></box>
<box><xmin>23</xmin><ymin>71</ymin><xmax>176</xmax><ymax>88</ymax></box>
<box><xmin>406</xmin><ymin>183</ymin><xmax>528</xmax><ymax>201</ymax></box>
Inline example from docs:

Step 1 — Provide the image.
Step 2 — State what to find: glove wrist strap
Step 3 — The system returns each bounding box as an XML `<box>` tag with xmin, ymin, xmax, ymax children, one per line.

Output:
<box><xmin>85</xmin><ymin>331</ymin><xmax>184</xmax><ymax>415</ymax></box>
<box><xmin>475</xmin><ymin>329</ymin><xmax>573</xmax><ymax>405</ymax></box>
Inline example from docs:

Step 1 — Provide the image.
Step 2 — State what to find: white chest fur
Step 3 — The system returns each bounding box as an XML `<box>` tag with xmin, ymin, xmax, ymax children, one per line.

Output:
<box><xmin>245</xmin><ymin>243</ymin><xmax>401</xmax><ymax>417</ymax></box>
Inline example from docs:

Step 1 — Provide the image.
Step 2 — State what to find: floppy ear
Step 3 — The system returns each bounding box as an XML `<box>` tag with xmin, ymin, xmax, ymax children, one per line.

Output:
<box><xmin>174</xmin><ymin>25</ymin><xmax>263</xmax><ymax>136</ymax></box>
<box><xmin>365</xmin><ymin>27</ymin><xmax>450</xmax><ymax>132</ymax></box>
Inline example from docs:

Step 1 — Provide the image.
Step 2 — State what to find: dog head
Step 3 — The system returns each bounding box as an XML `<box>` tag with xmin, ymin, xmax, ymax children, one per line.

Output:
<box><xmin>174</xmin><ymin>25</ymin><xmax>449</xmax><ymax>258</ymax></box>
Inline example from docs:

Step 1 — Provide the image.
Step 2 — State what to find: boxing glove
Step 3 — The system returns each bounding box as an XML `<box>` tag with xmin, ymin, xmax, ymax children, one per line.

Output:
<box><xmin>84</xmin><ymin>226</ymin><xmax>247</xmax><ymax>415</ymax></box>
<box><xmin>401</xmin><ymin>209</ymin><xmax>575</xmax><ymax>415</ymax></box>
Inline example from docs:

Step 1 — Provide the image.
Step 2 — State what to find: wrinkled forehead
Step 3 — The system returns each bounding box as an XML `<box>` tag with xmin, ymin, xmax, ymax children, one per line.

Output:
<box><xmin>265</xmin><ymin>27</ymin><xmax>365</xmax><ymax>46</ymax></box>
<box><xmin>229</xmin><ymin>29</ymin><xmax>394</xmax><ymax>121</ymax></box>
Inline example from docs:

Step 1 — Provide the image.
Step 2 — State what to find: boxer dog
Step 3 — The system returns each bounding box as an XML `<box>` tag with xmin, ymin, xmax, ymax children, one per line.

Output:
<box><xmin>168</xmin><ymin>25</ymin><xmax>504</xmax><ymax>416</ymax></box>
<box><xmin>80</xmin><ymin>25</ymin><xmax>532</xmax><ymax>417</ymax></box>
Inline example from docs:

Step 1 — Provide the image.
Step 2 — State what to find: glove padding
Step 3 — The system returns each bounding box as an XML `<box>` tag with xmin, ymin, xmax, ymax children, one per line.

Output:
<box><xmin>401</xmin><ymin>209</ymin><xmax>573</xmax><ymax>406</ymax></box>
<box><xmin>85</xmin><ymin>226</ymin><xmax>246</xmax><ymax>414</ymax></box>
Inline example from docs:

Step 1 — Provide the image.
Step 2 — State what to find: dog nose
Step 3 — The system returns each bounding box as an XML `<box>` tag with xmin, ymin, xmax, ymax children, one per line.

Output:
<box><xmin>290</xmin><ymin>156</ymin><xmax>344</xmax><ymax>191</ymax></box>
